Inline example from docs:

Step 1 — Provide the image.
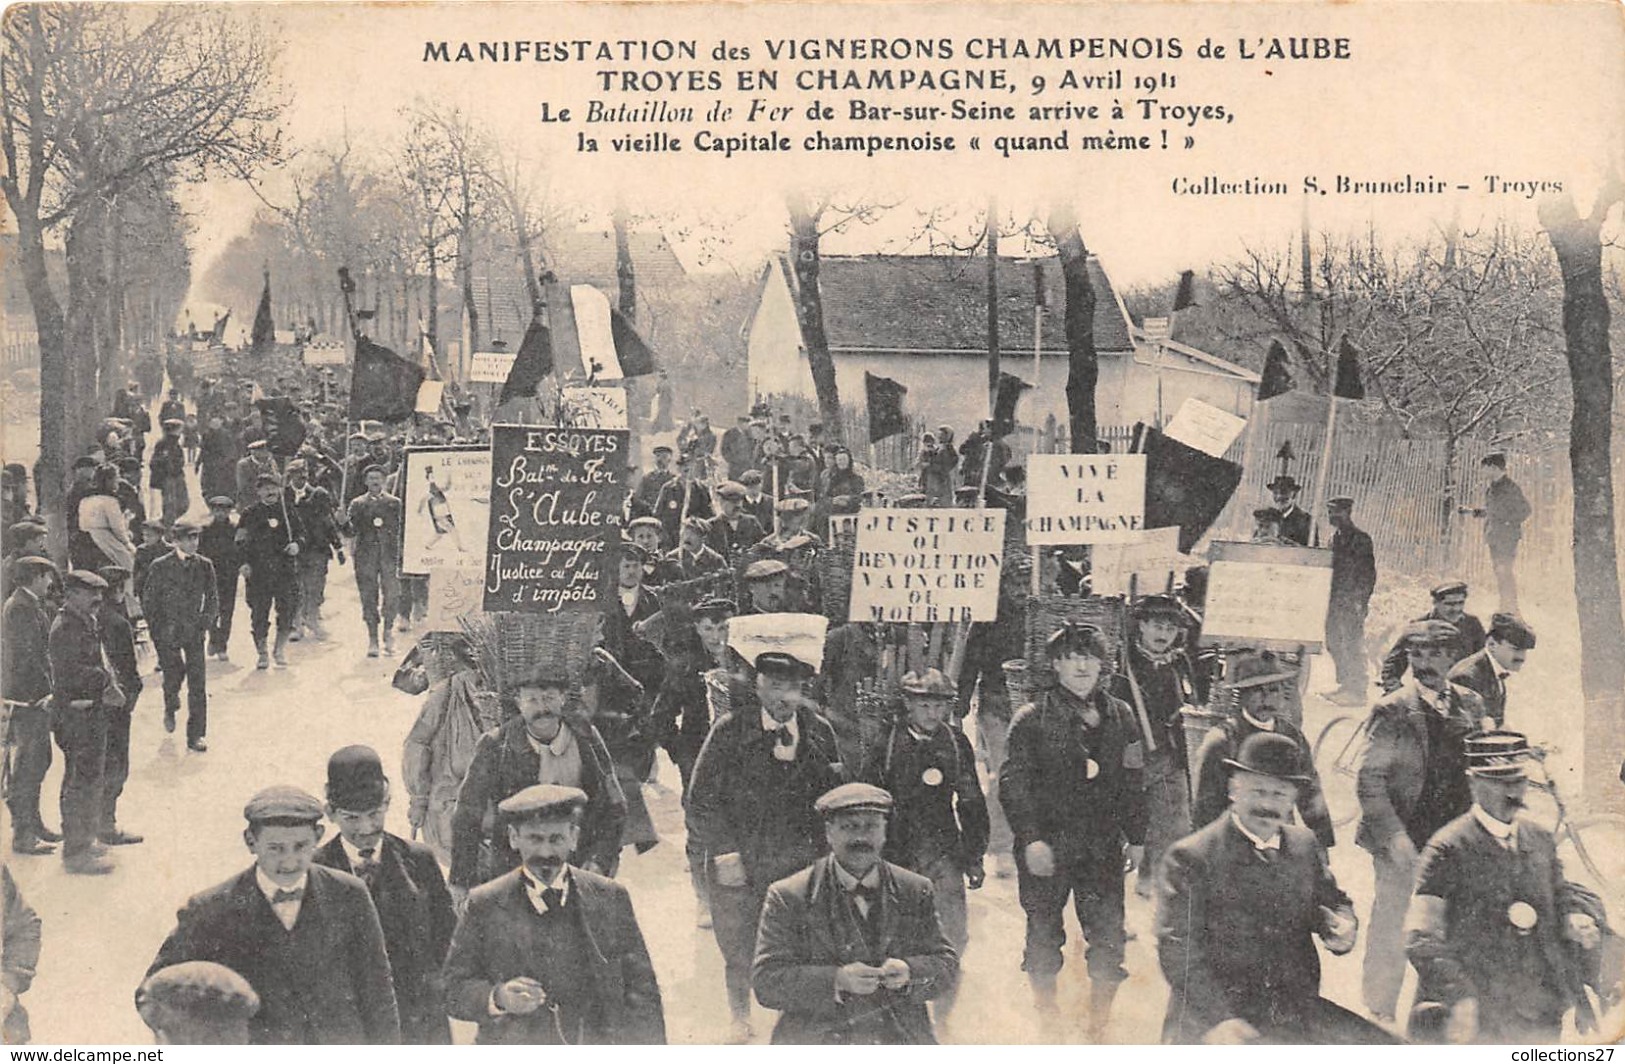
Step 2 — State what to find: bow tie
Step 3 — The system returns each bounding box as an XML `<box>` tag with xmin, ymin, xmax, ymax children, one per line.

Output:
<box><xmin>271</xmin><ymin>887</ymin><xmax>304</xmax><ymax>904</ymax></box>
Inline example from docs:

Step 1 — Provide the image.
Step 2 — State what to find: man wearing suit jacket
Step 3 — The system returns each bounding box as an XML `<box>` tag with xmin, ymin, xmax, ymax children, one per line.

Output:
<box><xmin>1380</xmin><ymin>581</ymin><xmax>1487</xmax><ymax>692</ymax></box>
<box><xmin>1268</xmin><ymin>475</ymin><xmax>1313</xmax><ymax>547</ymax></box>
<box><xmin>315</xmin><ymin>746</ymin><xmax>456</xmax><ymax>1044</ymax></box>
<box><xmin>1356</xmin><ymin>619</ymin><xmax>1486</xmax><ymax>1022</ymax></box>
<box><xmin>1447</xmin><ymin>613</ymin><xmax>1535</xmax><ymax>729</ymax></box>
<box><xmin>753</xmin><ymin>784</ymin><xmax>958</xmax><ymax>1045</ymax></box>
<box><xmin>140</xmin><ymin>520</ymin><xmax>218</xmax><ymax>751</ymax></box>
<box><xmin>442</xmin><ymin>785</ymin><xmax>665</xmax><ymax>1044</ymax></box>
<box><xmin>144</xmin><ymin>786</ymin><xmax>400</xmax><ymax>1044</ymax></box>
<box><xmin>1157</xmin><ymin>733</ymin><xmax>1393</xmax><ymax>1045</ymax></box>
<box><xmin>1405</xmin><ymin>731</ymin><xmax>1608</xmax><ymax>1043</ymax></box>
<box><xmin>4</xmin><ymin>557</ymin><xmax>60</xmax><ymax>855</ymax></box>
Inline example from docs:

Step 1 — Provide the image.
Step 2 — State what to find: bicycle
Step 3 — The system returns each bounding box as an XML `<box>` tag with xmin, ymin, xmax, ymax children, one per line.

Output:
<box><xmin>1313</xmin><ymin>710</ymin><xmax>1372</xmax><ymax>829</ymax></box>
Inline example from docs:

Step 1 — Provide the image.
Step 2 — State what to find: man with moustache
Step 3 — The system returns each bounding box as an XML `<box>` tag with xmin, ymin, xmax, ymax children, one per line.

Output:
<box><xmin>1356</xmin><ymin>619</ymin><xmax>1486</xmax><ymax>1023</ymax></box>
<box><xmin>739</xmin><ymin>558</ymin><xmax>791</xmax><ymax>616</ymax></box>
<box><xmin>1267</xmin><ymin>475</ymin><xmax>1312</xmax><ymax>547</ymax></box>
<box><xmin>1404</xmin><ymin>731</ymin><xmax>1608</xmax><ymax>1043</ymax></box>
<box><xmin>686</xmin><ymin>651</ymin><xmax>843</xmax><ymax>1042</ymax></box>
<box><xmin>1191</xmin><ymin>649</ymin><xmax>1335</xmax><ymax>849</ymax></box>
<box><xmin>443</xmin><ymin>785</ymin><xmax>665</xmax><ymax>1044</ymax></box>
<box><xmin>746</xmin><ymin>497</ymin><xmax>823</xmax><ymax>612</ymax></box>
<box><xmin>653</xmin><ymin>453</ymin><xmax>713</xmax><ymax>548</ymax></box>
<box><xmin>1157</xmin><ymin>733</ymin><xmax>1391</xmax><ymax>1044</ymax></box>
<box><xmin>658</xmin><ymin>516</ymin><xmax>727</xmax><ymax>583</ymax></box>
<box><xmin>752</xmin><ymin>783</ymin><xmax>960</xmax><ymax>1045</ymax></box>
<box><xmin>1380</xmin><ymin>582</ymin><xmax>1487</xmax><ymax>693</ymax></box>
<box><xmin>1447</xmin><ymin>613</ymin><xmax>1536</xmax><ymax>729</ymax></box>
<box><xmin>94</xmin><ymin>566</ymin><xmax>143</xmax><ymax>846</ymax></box>
<box><xmin>346</xmin><ymin>466</ymin><xmax>403</xmax><ymax>658</ymax></box>
<box><xmin>449</xmin><ymin>664</ymin><xmax>626</xmax><ymax>906</ymax></box>
<box><xmin>143</xmin><ymin>786</ymin><xmax>400</xmax><ymax>1044</ymax></box>
<box><xmin>314</xmin><ymin>746</ymin><xmax>456</xmax><ymax>1044</ymax></box>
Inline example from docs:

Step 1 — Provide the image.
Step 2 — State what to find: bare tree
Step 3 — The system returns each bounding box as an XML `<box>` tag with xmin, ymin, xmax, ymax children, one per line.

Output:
<box><xmin>1047</xmin><ymin>205</ymin><xmax>1099</xmax><ymax>454</ymax></box>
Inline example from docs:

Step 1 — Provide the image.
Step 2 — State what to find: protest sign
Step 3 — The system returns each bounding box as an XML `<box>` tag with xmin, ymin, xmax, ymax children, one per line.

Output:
<box><xmin>400</xmin><ymin>446</ymin><xmax>490</xmax><ymax>576</ymax></box>
<box><xmin>1200</xmin><ymin>541</ymin><xmax>1334</xmax><ymax>652</ymax></box>
<box><xmin>302</xmin><ymin>342</ymin><xmax>346</xmax><ymax>366</ymax></box>
<box><xmin>470</xmin><ymin>350</ymin><xmax>518</xmax><ymax>383</ymax></box>
<box><xmin>424</xmin><ymin>566</ymin><xmax>485</xmax><ymax>631</ymax></box>
<box><xmin>484</xmin><ymin>425</ymin><xmax>629</xmax><ymax>613</ymax></box>
<box><xmin>561</xmin><ymin>386</ymin><xmax>629</xmax><ymax>429</ymax></box>
<box><xmin>1164</xmin><ymin>398</ymin><xmax>1248</xmax><ymax>459</ymax></box>
<box><xmin>1025</xmin><ymin>454</ymin><xmax>1147</xmax><ymax>545</ymax></box>
<box><xmin>415</xmin><ymin>379</ymin><xmax>445</xmax><ymax>414</ymax></box>
<box><xmin>848</xmin><ymin>508</ymin><xmax>1004</xmax><ymax>624</ymax></box>
<box><xmin>728</xmin><ymin>612</ymin><xmax>829</xmax><ymax>673</ymax></box>
<box><xmin>1090</xmin><ymin>526</ymin><xmax>1187</xmax><ymax>598</ymax></box>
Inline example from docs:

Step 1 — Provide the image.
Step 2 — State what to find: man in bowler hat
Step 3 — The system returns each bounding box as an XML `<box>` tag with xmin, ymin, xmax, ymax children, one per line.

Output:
<box><xmin>1268</xmin><ymin>474</ymin><xmax>1312</xmax><ymax>546</ymax></box>
<box><xmin>314</xmin><ymin>746</ymin><xmax>456</xmax><ymax>1044</ymax></box>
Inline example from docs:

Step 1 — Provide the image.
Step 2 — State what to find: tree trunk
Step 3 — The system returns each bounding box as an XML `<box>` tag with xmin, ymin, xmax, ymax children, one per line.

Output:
<box><xmin>426</xmin><ymin>229</ymin><xmax>439</xmax><ymax>352</ymax></box>
<box><xmin>1540</xmin><ymin>188</ymin><xmax>1625</xmax><ymax>812</ymax></box>
<box><xmin>986</xmin><ymin>202</ymin><xmax>1000</xmax><ymax>418</ymax></box>
<box><xmin>613</xmin><ymin>203</ymin><xmax>636</xmax><ymax>321</ymax></box>
<box><xmin>460</xmin><ymin>236</ymin><xmax>480</xmax><ymax>364</ymax></box>
<box><xmin>1048</xmin><ymin>207</ymin><xmax>1098</xmax><ymax>454</ymax></box>
<box><xmin>786</xmin><ymin>194</ymin><xmax>844</xmax><ymax>445</ymax></box>
<box><xmin>15</xmin><ymin>213</ymin><xmax>68</xmax><ymax>523</ymax></box>
<box><xmin>65</xmin><ymin>202</ymin><xmax>110</xmax><ymax>457</ymax></box>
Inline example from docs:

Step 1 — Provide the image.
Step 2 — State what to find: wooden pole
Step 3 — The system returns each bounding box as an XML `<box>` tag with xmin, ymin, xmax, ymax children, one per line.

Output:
<box><xmin>1309</xmin><ymin>393</ymin><xmax>1340</xmax><ymax>547</ymax></box>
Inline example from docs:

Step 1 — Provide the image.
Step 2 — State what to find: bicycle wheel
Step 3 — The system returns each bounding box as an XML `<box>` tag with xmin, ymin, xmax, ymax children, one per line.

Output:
<box><xmin>1559</xmin><ymin>812</ymin><xmax>1625</xmax><ymax>919</ymax></box>
<box><xmin>1313</xmin><ymin>715</ymin><xmax>1368</xmax><ymax>829</ymax></box>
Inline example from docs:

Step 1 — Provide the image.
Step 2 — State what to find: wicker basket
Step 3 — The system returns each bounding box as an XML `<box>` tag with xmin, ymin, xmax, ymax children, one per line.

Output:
<box><xmin>458</xmin><ymin>612</ymin><xmax>600</xmax><ymax>696</ymax></box>
<box><xmin>820</xmin><ymin>521</ymin><xmax>859</xmax><ymax>624</ymax></box>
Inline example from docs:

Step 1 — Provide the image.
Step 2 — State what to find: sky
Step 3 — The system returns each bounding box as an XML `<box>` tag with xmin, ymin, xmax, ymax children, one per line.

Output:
<box><xmin>46</xmin><ymin>2</ymin><xmax>1625</xmax><ymax>311</ymax></box>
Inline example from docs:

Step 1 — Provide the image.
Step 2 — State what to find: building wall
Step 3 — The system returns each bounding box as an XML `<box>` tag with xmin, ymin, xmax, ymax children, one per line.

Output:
<box><xmin>744</xmin><ymin>265</ymin><xmax>805</xmax><ymax>397</ymax></box>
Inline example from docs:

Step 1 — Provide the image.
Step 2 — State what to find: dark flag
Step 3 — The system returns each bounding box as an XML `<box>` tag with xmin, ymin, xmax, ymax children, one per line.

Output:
<box><xmin>1172</xmin><ymin>269</ymin><xmax>1197</xmax><ymax>312</ymax></box>
<box><xmin>256</xmin><ymin>397</ymin><xmax>306</xmax><ymax>457</ymax></box>
<box><xmin>1136</xmin><ymin>423</ymin><xmax>1244</xmax><ymax>553</ymax></box>
<box><xmin>499</xmin><ymin>314</ymin><xmax>555</xmax><ymax>405</ymax></box>
<box><xmin>250</xmin><ymin>270</ymin><xmax>274</xmax><ymax>355</ymax></box>
<box><xmin>1333</xmin><ymin>336</ymin><xmax>1365</xmax><ymax>400</ymax></box>
<box><xmin>609</xmin><ymin>306</ymin><xmax>659</xmax><ymax>377</ymax></box>
<box><xmin>991</xmin><ymin>371</ymin><xmax>1032</xmax><ymax>438</ymax></box>
<box><xmin>865</xmin><ymin>372</ymin><xmax>909</xmax><ymax>443</ymax></box>
<box><xmin>1258</xmin><ymin>340</ymin><xmax>1295</xmax><ymax>400</ymax></box>
<box><xmin>350</xmin><ymin>336</ymin><xmax>425</xmax><ymax>422</ymax></box>
<box><xmin>210</xmin><ymin>310</ymin><xmax>231</xmax><ymax>345</ymax></box>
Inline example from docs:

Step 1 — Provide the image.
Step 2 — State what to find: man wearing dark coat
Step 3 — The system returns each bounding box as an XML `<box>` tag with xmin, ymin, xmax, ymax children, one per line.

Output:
<box><xmin>144</xmin><ymin>786</ymin><xmax>401</xmax><ymax>1044</ymax></box>
<box><xmin>1404</xmin><ymin>731</ymin><xmax>1609</xmax><ymax>1043</ymax></box>
<box><xmin>1447</xmin><ymin>612</ymin><xmax>1535</xmax><ymax>729</ymax></box>
<box><xmin>1461</xmin><ymin>452</ymin><xmax>1532</xmax><ymax>613</ymax></box>
<box><xmin>686</xmin><ymin>651</ymin><xmax>843</xmax><ymax>1041</ymax></box>
<box><xmin>197</xmin><ymin>497</ymin><xmax>240</xmax><ymax>660</ymax></box>
<box><xmin>95</xmin><ymin>566</ymin><xmax>143</xmax><ymax>846</ymax></box>
<box><xmin>140</xmin><ymin>520</ymin><xmax>218</xmax><ymax>751</ymax></box>
<box><xmin>3</xmin><ymin>557</ymin><xmax>60</xmax><ymax>855</ymax></box>
<box><xmin>753</xmin><ymin>783</ymin><xmax>959</xmax><ymax>1045</ymax></box>
<box><xmin>1380</xmin><ymin>581</ymin><xmax>1487</xmax><ymax>692</ymax></box>
<box><xmin>314</xmin><ymin>746</ymin><xmax>455</xmax><ymax>1044</ymax></box>
<box><xmin>448</xmin><ymin>664</ymin><xmax>627</xmax><ymax>901</ymax></box>
<box><xmin>653</xmin><ymin>456</ymin><xmax>714</xmax><ymax>547</ymax></box>
<box><xmin>49</xmin><ymin>570</ymin><xmax>122</xmax><ymax>874</ymax></box>
<box><xmin>1268</xmin><ymin>474</ymin><xmax>1313</xmax><ymax>547</ymax></box>
<box><xmin>237</xmin><ymin>473</ymin><xmax>303</xmax><ymax>670</ymax></box>
<box><xmin>150</xmin><ymin>420</ymin><xmax>191</xmax><ymax>526</ymax></box>
<box><xmin>1356</xmin><ymin>619</ymin><xmax>1486</xmax><ymax>1022</ymax></box>
<box><xmin>442</xmin><ymin>785</ymin><xmax>665</xmax><ymax>1045</ymax></box>
<box><xmin>1156</xmin><ymin>733</ymin><xmax>1393</xmax><ymax>1044</ymax></box>
<box><xmin>196</xmin><ymin>414</ymin><xmax>241</xmax><ymax>503</ymax></box>
<box><xmin>1322</xmin><ymin>496</ymin><xmax>1377</xmax><ymax>706</ymax></box>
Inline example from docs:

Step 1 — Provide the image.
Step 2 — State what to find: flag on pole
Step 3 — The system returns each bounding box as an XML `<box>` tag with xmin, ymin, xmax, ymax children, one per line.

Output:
<box><xmin>1172</xmin><ymin>269</ymin><xmax>1197</xmax><ymax>312</ymax></box>
<box><xmin>1333</xmin><ymin>336</ymin><xmax>1365</xmax><ymax>400</ymax></box>
<box><xmin>418</xmin><ymin>320</ymin><xmax>444</xmax><ymax>381</ymax></box>
<box><xmin>865</xmin><ymin>372</ymin><xmax>909</xmax><ymax>443</ymax></box>
<box><xmin>499</xmin><ymin>313</ymin><xmax>555</xmax><ymax>405</ymax></box>
<box><xmin>1136</xmin><ymin>423</ymin><xmax>1244</xmax><ymax>553</ymax></box>
<box><xmin>991</xmin><ymin>371</ymin><xmax>1032</xmax><ymax>438</ymax></box>
<box><xmin>609</xmin><ymin>306</ymin><xmax>658</xmax><ymax>377</ymax></box>
<box><xmin>250</xmin><ymin>269</ymin><xmax>274</xmax><ymax>355</ymax></box>
<box><xmin>1258</xmin><ymin>340</ymin><xmax>1295</xmax><ymax>400</ymax></box>
<box><xmin>350</xmin><ymin>336</ymin><xmax>426</xmax><ymax>422</ymax></box>
<box><xmin>210</xmin><ymin>310</ymin><xmax>231</xmax><ymax>344</ymax></box>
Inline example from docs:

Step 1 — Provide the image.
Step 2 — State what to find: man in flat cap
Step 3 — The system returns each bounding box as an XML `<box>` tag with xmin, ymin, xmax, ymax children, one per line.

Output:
<box><xmin>144</xmin><ymin>786</ymin><xmax>400</xmax><ymax>1044</ymax></box>
<box><xmin>197</xmin><ymin>412</ymin><xmax>242</xmax><ymax>504</ymax></box>
<box><xmin>1460</xmin><ymin>452</ymin><xmax>1531</xmax><ymax>613</ymax></box>
<box><xmin>1267</xmin><ymin>474</ymin><xmax>1312</xmax><ymax>546</ymax></box>
<box><xmin>443</xmin><ymin>784</ymin><xmax>665</xmax><ymax>1044</ymax></box>
<box><xmin>1381</xmin><ymin>581</ymin><xmax>1487</xmax><ymax>694</ymax></box>
<box><xmin>449</xmin><ymin>663</ymin><xmax>626</xmax><ymax>904</ymax></box>
<box><xmin>624</xmin><ymin>517</ymin><xmax>667</xmax><ymax>585</ymax></box>
<box><xmin>654</xmin><ymin>452</ymin><xmax>713</xmax><ymax>547</ymax></box>
<box><xmin>1157</xmin><ymin>733</ymin><xmax>1391</xmax><ymax>1044</ymax></box>
<box><xmin>1356</xmin><ymin>618</ymin><xmax>1486</xmax><ymax>1022</ymax></box>
<box><xmin>1</xmin><ymin>521</ymin><xmax>49</xmax><ymax>600</ymax></box>
<box><xmin>1322</xmin><ymin>495</ymin><xmax>1378</xmax><ymax>706</ymax></box>
<box><xmin>634</xmin><ymin>445</ymin><xmax>676</xmax><ymax>516</ymax></box>
<box><xmin>1191</xmin><ymin>649</ymin><xmax>1334</xmax><ymax>849</ymax></box>
<box><xmin>50</xmin><ymin>570</ymin><xmax>122</xmax><ymax>874</ymax></box>
<box><xmin>1448</xmin><ymin>612</ymin><xmax>1536</xmax><ymax>729</ymax></box>
<box><xmin>198</xmin><ymin>497</ymin><xmax>240</xmax><ymax>660</ymax></box>
<box><xmin>130</xmin><ymin>520</ymin><xmax>169</xmax><ymax>600</ymax></box>
<box><xmin>62</xmin><ymin>455</ymin><xmax>99</xmax><ymax>548</ymax></box>
<box><xmin>236</xmin><ymin>473</ymin><xmax>303</xmax><ymax>670</ymax></box>
<box><xmin>1002</xmin><ymin>623</ymin><xmax>1146</xmax><ymax>1036</ymax></box>
<box><xmin>687</xmin><ymin>650</ymin><xmax>842</xmax><ymax>1041</ymax></box>
<box><xmin>740</xmin><ymin>558</ymin><xmax>790</xmax><ymax>615</ymax></box>
<box><xmin>752</xmin><ymin>782</ymin><xmax>959</xmax><ymax>1044</ymax></box>
<box><xmin>1111</xmin><ymin>593</ymin><xmax>1198</xmax><ymax>898</ymax></box>
<box><xmin>314</xmin><ymin>746</ymin><xmax>455</xmax><ymax>1044</ymax></box>
<box><xmin>141</xmin><ymin>519</ymin><xmax>217</xmax><ymax>751</ymax></box>
<box><xmin>136</xmin><ymin>962</ymin><xmax>260</xmax><ymax>1044</ymax></box>
<box><xmin>234</xmin><ymin>439</ymin><xmax>277</xmax><ymax>512</ymax></box>
<box><xmin>284</xmin><ymin>458</ymin><xmax>344</xmax><ymax>643</ymax></box>
<box><xmin>738</xmin><ymin>469</ymin><xmax>775</xmax><ymax>531</ymax></box>
<box><xmin>1404</xmin><ymin>731</ymin><xmax>1610</xmax><ymax>1043</ymax></box>
<box><xmin>858</xmin><ymin>668</ymin><xmax>988</xmax><ymax>1021</ymax></box>
<box><xmin>150</xmin><ymin>417</ymin><xmax>190</xmax><ymax>525</ymax></box>
<box><xmin>95</xmin><ymin>565</ymin><xmax>143</xmax><ymax>844</ymax></box>
<box><xmin>4</xmin><ymin>555</ymin><xmax>61</xmax><ymax>855</ymax></box>
<box><xmin>346</xmin><ymin>465</ymin><xmax>404</xmax><ymax>659</ymax></box>
<box><xmin>658</xmin><ymin>516</ymin><xmax>726</xmax><ymax>584</ymax></box>
<box><xmin>748</xmin><ymin>495</ymin><xmax>824</xmax><ymax>612</ymax></box>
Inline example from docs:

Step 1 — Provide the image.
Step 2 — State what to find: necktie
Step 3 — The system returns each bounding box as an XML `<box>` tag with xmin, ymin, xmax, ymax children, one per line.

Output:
<box><xmin>774</xmin><ymin>725</ymin><xmax>794</xmax><ymax>748</ymax></box>
<box><xmin>271</xmin><ymin>887</ymin><xmax>303</xmax><ymax>904</ymax></box>
<box><xmin>541</xmin><ymin>887</ymin><xmax>564</xmax><ymax>912</ymax></box>
<box><xmin>356</xmin><ymin>847</ymin><xmax>379</xmax><ymax>886</ymax></box>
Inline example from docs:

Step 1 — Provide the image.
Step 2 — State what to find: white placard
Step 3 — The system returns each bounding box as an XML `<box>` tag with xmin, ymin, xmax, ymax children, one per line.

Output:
<box><xmin>1164</xmin><ymin>398</ymin><xmax>1247</xmax><ymax>458</ymax></box>
<box><xmin>849</xmin><ymin>508</ymin><xmax>1005</xmax><ymax>624</ymax></box>
<box><xmin>560</xmin><ymin>386</ymin><xmax>628</xmax><ymax>429</ymax></box>
<box><xmin>415</xmin><ymin>379</ymin><xmax>444</xmax><ymax>414</ymax></box>
<box><xmin>1025</xmin><ymin>454</ymin><xmax>1147</xmax><ymax>544</ymax></box>
<box><xmin>423</xmin><ymin>565</ymin><xmax>485</xmax><ymax>631</ymax></box>
<box><xmin>302</xmin><ymin>343</ymin><xmax>346</xmax><ymax>366</ymax></box>
<box><xmin>728</xmin><ymin>612</ymin><xmax>829</xmax><ymax>673</ymax></box>
<box><xmin>470</xmin><ymin>350</ymin><xmax>518</xmax><ymax>383</ymax></box>
<box><xmin>1089</xmin><ymin>526</ymin><xmax>1187</xmax><ymax>598</ymax></box>
<box><xmin>1200</xmin><ymin>541</ymin><xmax>1334</xmax><ymax>651</ymax></box>
<box><xmin>400</xmin><ymin>447</ymin><xmax>491</xmax><ymax>576</ymax></box>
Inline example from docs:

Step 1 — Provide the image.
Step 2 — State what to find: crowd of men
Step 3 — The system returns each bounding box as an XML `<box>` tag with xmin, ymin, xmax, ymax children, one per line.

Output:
<box><xmin>2</xmin><ymin>358</ymin><xmax>1617</xmax><ymax>1048</ymax></box>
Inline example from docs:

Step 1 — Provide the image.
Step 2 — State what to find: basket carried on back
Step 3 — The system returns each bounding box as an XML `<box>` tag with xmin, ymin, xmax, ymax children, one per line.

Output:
<box><xmin>458</xmin><ymin>611</ymin><xmax>600</xmax><ymax>696</ymax></box>
<box><xmin>1022</xmin><ymin>595</ymin><xmax>1129</xmax><ymax>694</ymax></box>
<box><xmin>644</xmin><ymin>571</ymin><xmax>737</xmax><ymax>652</ymax></box>
<box><xmin>820</xmin><ymin>520</ymin><xmax>860</xmax><ymax>624</ymax></box>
